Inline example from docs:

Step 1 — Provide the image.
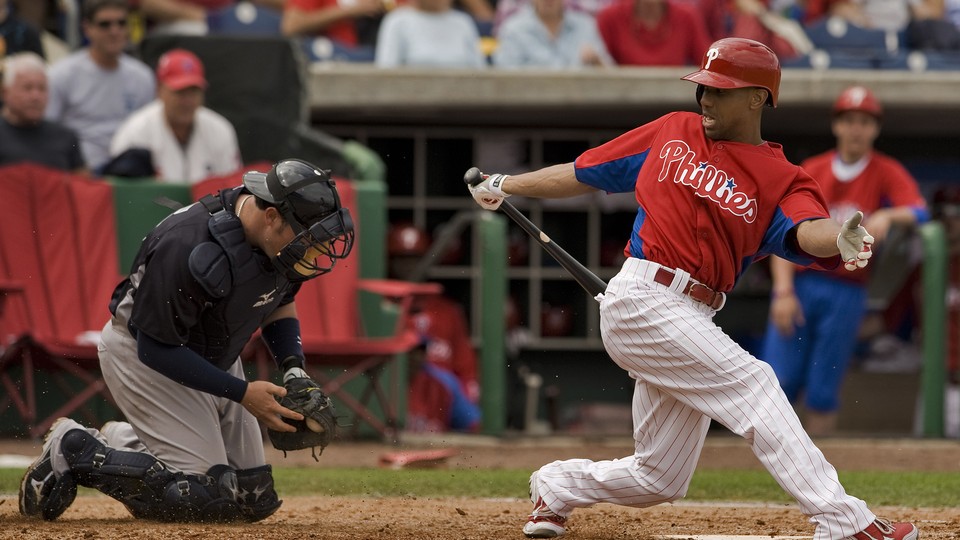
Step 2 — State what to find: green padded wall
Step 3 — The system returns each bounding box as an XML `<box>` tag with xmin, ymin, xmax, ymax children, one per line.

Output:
<box><xmin>108</xmin><ymin>178</ymin><xmax>192</xmax><ymax>274</ymax></box>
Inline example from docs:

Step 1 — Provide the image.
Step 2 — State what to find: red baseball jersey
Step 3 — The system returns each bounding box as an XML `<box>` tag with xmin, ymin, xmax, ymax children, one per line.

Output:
<box><xmin>409</xmin><ymin>295</ymin><xmax>479</xmax><ymax>399</ymax></box>
<box><xmin>799</xmin><ymin>150</ymin><xmax>929</xmax><ymax>283</ymax></box>
<box><xmin>575</xmin><ymin>111</ymin><xmax>838</xmax><ymax>292</ymax></box>
<box><xmin>596</xmin><ymin>0</ymin><xmax>713</xmax><ymax>66</ymax></box>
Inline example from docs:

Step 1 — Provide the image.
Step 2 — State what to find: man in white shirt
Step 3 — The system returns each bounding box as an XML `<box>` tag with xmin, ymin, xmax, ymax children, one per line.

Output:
<box><xmin>110</xmin><ymin>48</ymin><xmax>242</xmax><ymax>184</ymax></box>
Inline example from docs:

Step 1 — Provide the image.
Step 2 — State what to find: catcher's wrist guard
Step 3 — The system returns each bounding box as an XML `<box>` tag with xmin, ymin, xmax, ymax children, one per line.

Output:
<box><xmin>268</xmin><ymin>369</ymin><xmax>338</xmax><ymax>461</ymax></box>
<box><xmin>279</xmin><ymin>354</ymin><xmax>305</xmax><ymax>373</ymax></box>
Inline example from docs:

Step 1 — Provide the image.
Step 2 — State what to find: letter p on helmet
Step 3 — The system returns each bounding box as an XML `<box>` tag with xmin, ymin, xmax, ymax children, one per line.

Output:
<box><xmin>704</xmin><ymin>48</ymin><xmax>720</xmax><ymax>70</ymax></box>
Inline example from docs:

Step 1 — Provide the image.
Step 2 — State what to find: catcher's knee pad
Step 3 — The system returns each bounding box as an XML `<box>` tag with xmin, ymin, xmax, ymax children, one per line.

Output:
<box><xmin>235</xmin><ymin>465</ymin><xmax>282</xmax><ymax>522</ymax></box>
<box><xmin>59</xmin><ymin>430</ymin><xmax>245</xmax><ymax>522</ymax></box>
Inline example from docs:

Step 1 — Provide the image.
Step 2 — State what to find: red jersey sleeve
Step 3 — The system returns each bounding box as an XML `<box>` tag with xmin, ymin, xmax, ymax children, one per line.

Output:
<box><xmin>575</xmin><ymin>113</ymin><xmax>677</xmax><ymax>193</ymax></box>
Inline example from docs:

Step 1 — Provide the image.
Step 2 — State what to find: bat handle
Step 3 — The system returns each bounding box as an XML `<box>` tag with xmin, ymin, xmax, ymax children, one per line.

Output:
<box><xmin>464</xmin><ymin>167</ymin><xmax>484</xmax><ymax>187</ymax></box>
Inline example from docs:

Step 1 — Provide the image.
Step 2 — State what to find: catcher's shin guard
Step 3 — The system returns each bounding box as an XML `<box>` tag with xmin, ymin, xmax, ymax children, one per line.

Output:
<box><xmin>236</xmin><ymin>465</ymin><xmax>282</xmax><ymax>522</ymax></box>
<box><xmin>59</xmin><ymin>429</ymin><xmax>245</xmax><ymax>522</ymax></box>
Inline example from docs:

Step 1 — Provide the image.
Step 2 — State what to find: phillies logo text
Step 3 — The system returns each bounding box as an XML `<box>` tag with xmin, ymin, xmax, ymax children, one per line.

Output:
<box><xmin>658</xmin><ymin>140</ymin><xmax>757</xmax><ymax>223</ymax></box>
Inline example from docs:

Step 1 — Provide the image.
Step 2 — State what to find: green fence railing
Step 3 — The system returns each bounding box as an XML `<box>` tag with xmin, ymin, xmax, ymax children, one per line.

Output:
<box><xmin>476</xmin><ymin>212</ymin><xmax>507</xmax><ymax>435</ymax></box>
<box><xmin>921</xmin><ymin>221</ymin><xmax>948</xmax><ymax>437</ymax></box>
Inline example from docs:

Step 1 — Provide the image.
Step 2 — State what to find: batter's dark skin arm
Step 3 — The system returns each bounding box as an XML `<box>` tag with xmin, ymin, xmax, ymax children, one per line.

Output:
<box><xmin>498</xmin><ymin>163</ymin><xmax>597</xmax><ymax>198</ymax></box>
<box><xmin>795</xmin><ymin>218</ymin><xmax>844</xmax><ymax>257</ymax></box>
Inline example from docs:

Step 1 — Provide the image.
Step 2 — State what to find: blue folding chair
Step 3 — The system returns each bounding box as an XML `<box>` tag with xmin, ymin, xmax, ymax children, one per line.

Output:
<box><xmin>207</xmin><ymin>2</ymin><xmax>283</xmax><ymax>36</ymax></box>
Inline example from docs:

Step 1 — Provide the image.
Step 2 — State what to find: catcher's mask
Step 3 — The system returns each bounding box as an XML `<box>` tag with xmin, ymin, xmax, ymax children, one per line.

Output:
<box><xmin>242</xmin><ymin>159</ymin><xmax>354</xmax><ymax>282</ymax></box>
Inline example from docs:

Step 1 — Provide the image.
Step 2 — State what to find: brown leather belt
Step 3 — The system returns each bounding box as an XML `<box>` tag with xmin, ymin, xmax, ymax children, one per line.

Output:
<box><xmin>653</xmin><ymin>267</ymin><xmax>725</xmax><ymax>310</ymax></box>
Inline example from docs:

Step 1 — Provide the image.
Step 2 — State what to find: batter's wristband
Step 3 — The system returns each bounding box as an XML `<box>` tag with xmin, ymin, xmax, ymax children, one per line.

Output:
<box><xmin>262</xmin><ymin>318</ymin><xmax>305</xmax><ymax>369</ymax></box>
<box><xmin>487</xmin><ymin>174</ymin><xmax>510</xmax><ymax>197</ymax></box>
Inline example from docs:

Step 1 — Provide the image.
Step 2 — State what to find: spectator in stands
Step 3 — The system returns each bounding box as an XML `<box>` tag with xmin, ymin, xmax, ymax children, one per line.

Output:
<box><xmin>456</xmin><ymin>0</ymin><xmax>497</xmax><ymax>35</ymax></box>
<box><xmin>905</xmin><ymin>0</ymin><xmax>960</xmax><ymax>51</ymax></box>
<box><xmin>0</xmin><ymin>52</ymin><xmax>85</xmax><ymax>173</ymax></box>
<box><xmin>0</xmin><ymin>0</ymin><xmax>45</xmax><ymax>59</ymax></box>
<box><xmin>495</xmin><ymin>0</ymin><xmax>611</xmax><ymax>31</ymax></box>
<box><xmin>949</xmin><ymin>0</ymin><xmax>960</xmax><ymax>27</ymax></box>
<box><xmin>805</xmin><ymin>0</ymin><xmax>933</xmax><ymax>33</ymax></box>
<box><xmin>9</xmin><ymin>0</ymin><xmax>46</xmax><ymax>35</ymax></box>
<box><xmin>46</xmin><ymin>0</ymin><xmax>155</xmax><ymax>173</ymax></box>
<box><xmin>375</xmin><ymin>0</ymin><xmax>486</xmax><ymax>68</ymax></box>
<box><xmin>760</xmin><ymin>86</ymin><xmax>929</xmax><ymax>437</ymax></box>
<box><xmin>493</xmin><ymin>0</ymin><xmax>613</xmax><ymax>68</ymax></box>
<box><xmin>596</xmin><ymin>0</ymin><xmax>712</xmax><ymax>66</ymax></box>
<box><xmin>728</xmin><ymin>0</ymin><xmax>813</xmax><ymax>60</ymax></box>
<box><xmin>387</xmin><ymin>223</ymin><xmax>481</xmax><ymax>433</ymax></box>
<box><xmin>140</xmin><ymin>0</ymin><xmax>286</xmax><ymax>36</ymax></box>
<box><xmin>495</xmin><ymin>0</ymin><xmax>726</xmax><ymax>39</ymax></box>
<box><xmin>110</xmin><ymin>48</ymin><xmax>242</xmax><ymax>184</ymax></box>
<box><xmin>281</xmin><ymin>0</ymin><xmax>386</xmax><ymax>58</ymax></box>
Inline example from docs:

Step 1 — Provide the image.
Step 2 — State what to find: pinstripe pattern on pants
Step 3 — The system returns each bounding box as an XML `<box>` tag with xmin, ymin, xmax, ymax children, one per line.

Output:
<box><xmin>534</xmin><ymin>258</ymin><xmax>875</xmax><ymax>540</ymax></box>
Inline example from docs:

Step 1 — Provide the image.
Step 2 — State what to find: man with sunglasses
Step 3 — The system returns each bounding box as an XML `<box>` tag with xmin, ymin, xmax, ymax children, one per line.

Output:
<box><xmin>46</xmin><ymin>0</ymin><xmax>154</xmax><ymax>172</ymax></box>
<box><xmin>20</xmin><ymin>159</ymin><xmax>355</xmax><ymax>523</ymax></box>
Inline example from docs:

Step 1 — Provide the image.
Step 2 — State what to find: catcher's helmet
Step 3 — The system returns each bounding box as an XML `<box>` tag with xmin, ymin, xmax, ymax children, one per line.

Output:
<box><xmin>243</xmin><ymin>159</ymin><xmax>354</xmax><ymax>281</ymax></box>
<box><xmin>388</xmin><ymin>223</ymin><xmax>430</xmax><ymax>257</ymax></box>
<box><xmin>682</xmin><ymin>37</ymin><xmax>781</xmax><ymax>107</ymax></box>
<box><xmin>832</xmin><ymin>86</ymin><xmax>882</xmax><ymax>118</ymax></box>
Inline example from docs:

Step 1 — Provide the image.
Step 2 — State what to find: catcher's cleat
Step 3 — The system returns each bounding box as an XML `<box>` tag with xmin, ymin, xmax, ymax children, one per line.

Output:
<box><xmin>523</xmin><ymin>471</ymin><xmax>567</xmax><ymax>538</ymax></box>
<box><xmin>19</xmin><ymin>418</ymin><xmax>81</xmax><ymax>520</ymax></box>
<box><xmin>845</xmin><ymin>519</ymin><xmax>918</xmax><ymax>540</ymax></box>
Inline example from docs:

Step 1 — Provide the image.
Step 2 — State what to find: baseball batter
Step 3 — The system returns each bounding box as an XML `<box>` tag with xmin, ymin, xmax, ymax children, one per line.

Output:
<box><xmin>20</xmin><ymin>159</ymin><xmax>353</xmax><ymax>522</ymax></box>
<box><xmin>762</xmin><ymin>85</ymin><xmax>930</xmax><ymax>436</ymax></box>
<box><xmin>468</xmin><ymin>38</ymin><xmax>918</xmax><ymax>540</ymax></box>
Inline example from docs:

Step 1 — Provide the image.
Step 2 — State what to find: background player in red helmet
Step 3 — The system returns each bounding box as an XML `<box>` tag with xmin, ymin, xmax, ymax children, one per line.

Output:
<box><xmin>467</xmin><ymin>38</ymin><xmax>917</xmax><ymax>540</ymax></box>
<box><xmin>761</xmin><ymin>86</ymin><xmax>929</xmax><ymax>437</ymax></box>
<box><xmin>387</xmin><ymin>223</ymin><xmax>482</xmax><ymax>433</ymax></box>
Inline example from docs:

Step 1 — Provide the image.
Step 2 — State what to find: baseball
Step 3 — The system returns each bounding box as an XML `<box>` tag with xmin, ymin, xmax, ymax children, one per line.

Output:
<box><xmin>305</xmin><ymin>417</ymin><xmax>325</xmax><ymax>433</ymax></box>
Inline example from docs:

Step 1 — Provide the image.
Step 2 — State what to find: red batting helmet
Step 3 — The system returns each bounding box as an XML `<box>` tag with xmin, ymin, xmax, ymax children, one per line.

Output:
<box><xmin>388</xmin><ymin>222</ymin><xmax>430</xmax><ymax>257</ymax></box>
<box><xmin>682</xmin><ymin>37</ymin><xmax>781</xmax><ymax>107</ymax></box>
<box><xmin>832</xmin><ymin>86</ymin><xmax>882</xmax><ymax>118</ymax></box>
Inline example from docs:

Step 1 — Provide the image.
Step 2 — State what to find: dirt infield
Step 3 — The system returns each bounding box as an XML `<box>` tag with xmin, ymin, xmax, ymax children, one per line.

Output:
<box><xmin>1</xmin><ymin>434</ymin><xmax>959</xmax><ymax>540</ymax></box>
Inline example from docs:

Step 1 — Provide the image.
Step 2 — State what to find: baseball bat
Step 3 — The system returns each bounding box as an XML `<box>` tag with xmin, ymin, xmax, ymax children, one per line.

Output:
<box><xmin>464</xmin><ymin>167</ymin><xmax>608</xmax><ymax>298</ymax></box>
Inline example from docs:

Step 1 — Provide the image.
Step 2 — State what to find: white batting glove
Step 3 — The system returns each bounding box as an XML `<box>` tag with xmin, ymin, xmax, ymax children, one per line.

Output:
<box><xmin>468</xmin><ymin>173</ymin><xmax>510</xmax><ymax>211</ymax></box>
<box><xmin>837</xmin><ymin>211</ymin><xmax>875</xmax><ymax>271</ymax></box>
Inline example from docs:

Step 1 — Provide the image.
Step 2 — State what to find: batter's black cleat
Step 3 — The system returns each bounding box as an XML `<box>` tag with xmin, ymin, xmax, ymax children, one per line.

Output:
<box><xmin>19</xmin><ymin>418</ymin><xmax>81</xmax><ymax>520</ymax></box>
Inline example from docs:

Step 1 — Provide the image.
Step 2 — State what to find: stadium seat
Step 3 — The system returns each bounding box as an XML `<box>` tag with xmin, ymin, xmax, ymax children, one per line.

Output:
<box><xmin>207</xmin><ymin>2</ymin><xmax>282</xmax><ymax>36</ymax></box>
<box><xmin>192</xmin><ymin>171</ymin><xmax>441</xmax><ymax>441</ymax></box>
<box><xmin>805</xmin><ymin>16</ymin><xmax>893</xmax><ymax>51</ymax></box>
<box><xmin>915</xmin><ymin>50</ymin><xmax>960</xmax><ymax>71</ymax></box>
<box><xmin>803</xmin><ymin>16</ymin><xmax>908</xmax><ymax>69</ymax></box>
<box><xmin>0</xmin><ymin>165</ymin><xmax>120</xmax><ymax>438</ymax></box>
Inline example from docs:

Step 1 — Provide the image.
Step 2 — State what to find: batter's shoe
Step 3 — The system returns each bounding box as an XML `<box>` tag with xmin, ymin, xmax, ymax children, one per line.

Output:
<box><xmin>19</xmin><ymin>418</ymin><xmax>80</xmax><ymax>520</ymax></box>
<box><xmin>846</xmin><ymin>518</ymin><xmax>919</xmax><ymax>540</ymax></box>
<box><xmin>522</xmin><ymin>471</ymin><xmax>567</xmax><ymax>538</ymax></box>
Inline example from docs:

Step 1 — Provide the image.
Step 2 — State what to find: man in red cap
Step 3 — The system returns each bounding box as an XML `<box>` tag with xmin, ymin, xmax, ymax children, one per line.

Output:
<box><xmin>761</xmin><ymin>85</ymin><xmax>929</xmax><ymax>436</ymax></box>
<box><xmin>108</xmin><ymin>48</ymin><xmax>243</xmax><ymax>184</ymax></box>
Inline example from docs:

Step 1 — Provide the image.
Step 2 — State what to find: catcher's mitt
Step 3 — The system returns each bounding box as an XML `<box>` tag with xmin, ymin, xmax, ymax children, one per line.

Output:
<box><xmin>268</xmin><ymin>368</ymin><xmax>337</xmax><ymax>461</ymax></box>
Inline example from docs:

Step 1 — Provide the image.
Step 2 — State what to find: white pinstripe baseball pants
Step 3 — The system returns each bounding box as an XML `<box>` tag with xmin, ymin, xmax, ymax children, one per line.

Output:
<box><xmin>534</xmin><ymin>258</ymin><xmax>875</xmax><ymax>540</ymax></box>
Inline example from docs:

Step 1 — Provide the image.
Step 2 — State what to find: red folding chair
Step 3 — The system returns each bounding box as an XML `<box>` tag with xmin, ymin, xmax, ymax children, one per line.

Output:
<box><xmin>0</xmin><ymin>165</ymin><xmax>119</xmax><ymax>438</ymax></box>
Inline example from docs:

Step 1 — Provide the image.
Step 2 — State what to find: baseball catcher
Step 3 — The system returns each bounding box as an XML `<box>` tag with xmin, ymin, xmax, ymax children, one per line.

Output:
<box><xmin>20</xmin><ymin>159</ymin><xmax>354</xmax><ymax>523</ymax></box>
<box><xmin>268</xmin><ymin>357</ymin><xmax>339</xmax><ymax>460</ymax></box>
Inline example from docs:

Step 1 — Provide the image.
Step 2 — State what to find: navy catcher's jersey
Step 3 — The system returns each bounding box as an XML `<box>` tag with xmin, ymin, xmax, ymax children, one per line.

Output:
<box><xmin>109</xmin><ymin>187</ymin><xmax>298</xmax><ymax>369</ymax></box>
